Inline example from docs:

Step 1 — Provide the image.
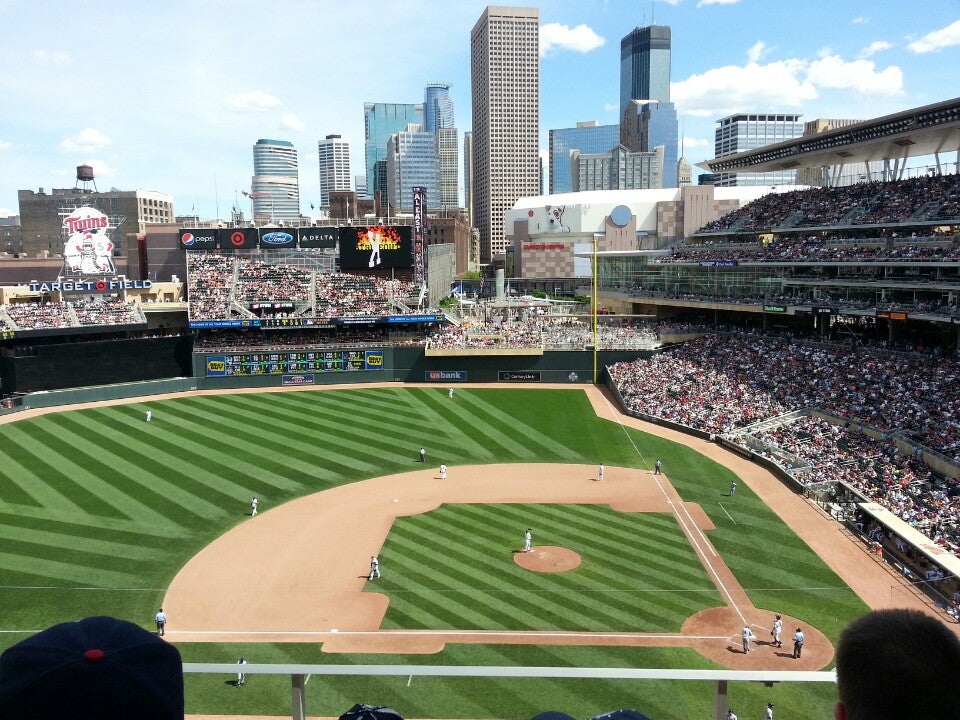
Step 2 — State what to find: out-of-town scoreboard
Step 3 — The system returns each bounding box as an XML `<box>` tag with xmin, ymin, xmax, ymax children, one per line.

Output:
<box><xmin>205</xmin><ymin>350</ymin><xmax>383</xmax><ymax>377</ymax></box>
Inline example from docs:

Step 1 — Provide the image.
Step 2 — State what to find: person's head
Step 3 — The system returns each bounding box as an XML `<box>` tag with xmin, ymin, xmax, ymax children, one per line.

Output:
<box><xmin>0</xmin><ymin>615</ymin><xmax>184</xmax><ymax>720</ymax></box>
<box><xmin>834</xmin><ymin>608</ymin><xmax>960</xmax><ymax>720</ymax></box>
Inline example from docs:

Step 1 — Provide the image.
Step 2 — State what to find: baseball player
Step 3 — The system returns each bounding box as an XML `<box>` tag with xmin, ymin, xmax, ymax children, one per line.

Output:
<box><xmin>597</xmin><ymin>463</ymin><xmax>604</xmax><ymax>481</ymax></box>
<box><xmin>772</xmin><ymin>613</ymin><xmax>783</xmax><ymax>648</ymax></box>
<box><xmin>654</xmin><ymin>459</ymin><xmax>662</xmax><ymax>474</ymax></box>
<box><xmin>793</xmin><ymin>627</ymin><xmax>805</xmax><ymax>658</ymax></box>
<box><xmin>523</xmin><ymin>528</ymin><xmax>532</xmax><ymax>553</ymax></box>
<box><xmin>236</xmin><ymin>657</ymin><xmax>247</xmax><ymax>686</ymax></box>
<box><xmin>741</xmin><ymin>624</ymin><xmax>756</xmax><ymax>654</ymax></box>
<box><xmin>145</xmin><ymin>410</ymin><xmax>152</xmax><ymax>422</ymax></box>
<box><xmin>765</xmin><ymin>702</ymin><xmax>774</xmax><ymax>720</ymax></box>
<box><xmin>726</xmin><ymin>711</ymin><xmax>737</xmax><ymax>720</ymax></box>
<box><xmin>419</xmin><ymin>447</ymin><xmax>426</xmax><ymax>462</ymax></box>
<box><xmin>250</xmin><ymin>497</ymin><xmax>258</xmax><ymax>517</ymax></box>
<box><xmin>439</xmin><ymin>463</ymin><xmax>447</xmax><ymax>480</ymax></box>
<box><xmin>729</xmin><ymin>480</ymin><xmax>737</xmax><ymax>496</ymax></box>
<box><xmin>369</xmin><ymin>555</ymin><xmax>380</xmax><ymax>579</ymax></box>
<box><xmin>155</xmin><ymin>608</ymin><xmax>166</xmax><ymax>637</ymax></box>
<box><xmin>448</xmin><ymin>388</ymin><xmax>454</xmax><ymax>399</ymax></box>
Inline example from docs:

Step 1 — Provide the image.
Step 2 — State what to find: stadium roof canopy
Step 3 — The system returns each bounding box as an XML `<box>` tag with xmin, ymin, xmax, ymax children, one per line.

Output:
<box><xmin>697</xmin><ymin>97</ymin><xmax>960</xmax><ymax>175</ymax></box>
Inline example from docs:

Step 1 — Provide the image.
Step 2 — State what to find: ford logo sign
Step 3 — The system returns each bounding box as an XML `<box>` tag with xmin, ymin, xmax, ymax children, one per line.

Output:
<box><xmin>262</xmin><ymin>232</ymin><xmax>293</xmax><ymax>246</ymax></box>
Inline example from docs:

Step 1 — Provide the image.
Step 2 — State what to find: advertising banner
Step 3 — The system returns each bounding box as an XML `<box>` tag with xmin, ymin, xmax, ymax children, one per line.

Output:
<box><xmin>425</xmin><ymin>370</ymin><xmax>467</xmax><ymax>382</ymax></box>
<box><xmin>179</xmin><ymin>229</ymin><xmax>218</xmax><ymax>250</ymax></box>
<box><xmin>498</xmin><ymin>371</ymin><xmax>541</xmax><ymax>382</ymax></box>
<box><xmin>338</xmin><ymin>225</ymin><xmax>413</xmax><ymax>269</ymax></box>
<box><xmin>218</xmin><ymin>228</ymin><xmax>258</xmax><ymax>250</ymax></box>
<box><xmin>413</xmin><ymin>186</ymin><xmax>425</xmax><ymax>285</ymax></box>
<box><xmin>259</xmin><ymin>230</ymin><xmax>296</xmax><ymax>248</ymax></box>
<box><xmin>298</xmin><ymin>227</ymin><xmax>337</xmax><ymax>249</ymax></box>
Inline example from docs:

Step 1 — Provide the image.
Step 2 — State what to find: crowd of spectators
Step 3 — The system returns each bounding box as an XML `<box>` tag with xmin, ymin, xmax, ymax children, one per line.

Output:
<box><xmin>695</xmin><ymin>173</ymin><xmax>960</xmax><ymax>235</ymax></box>
<box><xmin>1</xmin><ymin>299</ymin><xmax>144</xmax><ymax>331</ymax></box>
<box><xmin>608</xmin><ymin>333</ymin><xmax>960</xmax><ymax>457</ymax></box>
<box><xmin>72</xmin><ymin>299</ymin><xmax>143</xmax><ymax>326</ymax></box>
<box><xmin>610</xmin><ymin>334</ymin><xmax>960</xmax><ymax>560</ymax></box>
<box><xmin>193</xmin><ymin>326</ymin><xmax>393</xmax><ymax>351</ymax></box>
<box><xmin>657</xmin><ymin>234</ymin><xmax>960</xmax><ymax>265</ymax></box>
<box><xmin>187</xmin><ymin>253</ymin><xmax>418</xmax><ymax>320</ymax></box>
<box><xmin>739</xmin><ymin>414</ymin><xmax>960</xmax><ymax>554</ymax></box>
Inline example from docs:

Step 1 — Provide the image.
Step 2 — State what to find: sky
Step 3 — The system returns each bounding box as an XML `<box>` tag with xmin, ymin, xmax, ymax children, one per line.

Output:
<box><xmin>0</xmin><ymin>0</ymin><xmax>958</xmax><ymax>220</ymax></box>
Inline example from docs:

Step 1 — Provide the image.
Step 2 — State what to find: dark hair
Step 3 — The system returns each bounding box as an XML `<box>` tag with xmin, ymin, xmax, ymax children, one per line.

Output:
<box><xmin>836</xmin><ymin>609</ymin><xmax>960</xmax><ymax>720</ymax></box>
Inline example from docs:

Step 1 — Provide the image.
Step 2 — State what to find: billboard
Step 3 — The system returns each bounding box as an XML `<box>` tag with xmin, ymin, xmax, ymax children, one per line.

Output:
<box><xmin>338</xmin><ymin>225</ymin><xmax>413</xmax><ymax>269</ymax></box>
<box><xmin>179</xmin><ymin>229</ymin><xmax>218</xmax><ymax>250</ymax></box>
<box><xmin>62</xmin><ymin>206</ymin><xmax>115</xmax><ymax>274</ymax></box>
<box><xmin>413</xmin><ymin>186</ymin><xmax>425</xmax><ymax>284</ymax></box>
<box><xmin>218</xmin><ymin>228</ymin><xmax>258</xmax><ymax>250</ymax></box>
<box><xmin>258</xmin><ymin>230</ymin><xmax>295</xmax><ymax>248</ymax></box>
<box><xmin>297</xmin><ymin>227</ymin><xmax>337</xmax><ymax>249</ymax></box>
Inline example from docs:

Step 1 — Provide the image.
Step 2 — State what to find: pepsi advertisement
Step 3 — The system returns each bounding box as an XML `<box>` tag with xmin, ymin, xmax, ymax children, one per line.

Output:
<box><xmin>179</xmin><ymin>229</ymin><xmax>218</xmax><ymax>249</ymax></box>
<box><xmin>338</xmin><ymin>225</ymin><xmax>413</xmax><ymax>270</ymax></box>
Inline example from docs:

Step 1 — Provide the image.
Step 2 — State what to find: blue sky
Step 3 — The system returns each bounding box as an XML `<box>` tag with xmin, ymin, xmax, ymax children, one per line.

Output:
<box><xmin>0</xmin><ymin>0</ymin><xmax>958</xmax><ymax>219</ymax></box>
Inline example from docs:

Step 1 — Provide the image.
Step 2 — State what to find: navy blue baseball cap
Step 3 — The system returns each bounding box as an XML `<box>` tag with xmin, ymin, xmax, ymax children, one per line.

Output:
<box><xmin>0</xmin><ymin>615</ymin><xmax>183</xmax><ymax>719</ymax></box>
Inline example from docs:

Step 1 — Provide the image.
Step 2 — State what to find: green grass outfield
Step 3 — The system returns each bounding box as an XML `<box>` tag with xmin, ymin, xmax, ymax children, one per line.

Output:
<box><xmin>0</xmin><ymin>387</ymin><xmax>868</xmax><ymax>719</ymax></box>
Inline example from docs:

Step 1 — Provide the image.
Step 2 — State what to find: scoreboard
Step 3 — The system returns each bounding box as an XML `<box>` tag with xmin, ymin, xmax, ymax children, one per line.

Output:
<box><xmin>204</xmin><ymin>350</ymin><xmax>383</xmax><ymax>377</ymax></box>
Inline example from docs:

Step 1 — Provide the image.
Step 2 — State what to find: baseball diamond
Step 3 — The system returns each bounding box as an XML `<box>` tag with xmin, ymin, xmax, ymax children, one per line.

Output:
<box><xmin>0</xmin><ymin>383</ymin><xmax>946</xmax><ymax>719</ymax></box>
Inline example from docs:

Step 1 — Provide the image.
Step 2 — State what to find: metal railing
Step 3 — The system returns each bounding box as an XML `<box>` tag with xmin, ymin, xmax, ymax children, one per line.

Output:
<box><xmin>182</xmin><ymin>663</ymin><xmax>836</xmax><ymax>720</ymax></box>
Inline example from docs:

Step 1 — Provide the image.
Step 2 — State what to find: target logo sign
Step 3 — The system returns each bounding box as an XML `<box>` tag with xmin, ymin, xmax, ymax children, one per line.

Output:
<box><xmin>230</xmin><ymin>231</ymin><xmax>245</xmax><ymax>247</ymax></box>
<box><xmin>95</xmin><ymin>280</ymin><xmax>107</xmax><ymax>291</ymax></box>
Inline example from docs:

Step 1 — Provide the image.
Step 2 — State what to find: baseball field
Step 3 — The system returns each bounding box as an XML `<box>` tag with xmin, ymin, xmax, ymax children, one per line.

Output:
<box><xmin>0</xmin><ymin>384</ymin><xmax>903</xmax><ymax>719</ymax></box>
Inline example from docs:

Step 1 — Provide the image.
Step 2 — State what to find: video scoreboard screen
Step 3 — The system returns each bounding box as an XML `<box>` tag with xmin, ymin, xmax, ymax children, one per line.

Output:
<box><xmin>205</xmin><ymin>350</ymin><xmax>383</xmax><ymax>376</ymax></box>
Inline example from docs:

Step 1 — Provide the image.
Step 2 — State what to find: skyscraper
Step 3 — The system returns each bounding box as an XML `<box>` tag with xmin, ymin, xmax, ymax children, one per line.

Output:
<box><xmin>424</xmin><ymin>82</ymin><xmax>459</xmax><ymax>209</ymax></box>
<box><xmin>317</xmin><ymin>134</ymin><xmax>351</xmax><ymax>209</ymax></box>
<box><xmin>621</xmin><ymin>100</ymin><xmax>679</xmax><ymax>188</ymax></box>
<box><xmin>386</xmin><ymin>123</ymin><xmax>439</xmax><ymax>210</ymax></box>
<box><xmin>251</xmin><ymin>139</ymin><xmax>300</xmax><ymax>222</ymax></box>
<box><xmin>471</xmin><ymin>6</ymin><xmax>539</xmax><ymax>264</ymax></box>
<box><xmin>463</xmin><ymin>131</ymin><xmax>474</xmax><ymax>226</ymax></box>
<box><xmin>549</xmin><ymin>121</ymin><xmax>620</xmax><ymax>194</ymax></box>
<box><xmin>619</xmin><ymin>26</ymin><xmax>678</xmax><ymax>189</ymax></box>
<box><xmin>364</xmin><ymin>103</ymin><xmax>423</xmax><ymax>200</ymax></box>
<box><xmin>620</xmin><ymin>25</ymin><xmax>671</xmax><ymax>119</ymax></box>
<box><xmin>714</xmin><ymin>114</ymin><xmax>804</xmax><ymax>186</ymax></box>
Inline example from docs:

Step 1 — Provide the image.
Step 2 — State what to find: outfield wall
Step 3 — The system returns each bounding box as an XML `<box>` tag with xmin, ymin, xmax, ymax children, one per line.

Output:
<box><xmin>192</xmin><ymin>347</ymin><xmax>651</xmax><ymax>388</ymax></box>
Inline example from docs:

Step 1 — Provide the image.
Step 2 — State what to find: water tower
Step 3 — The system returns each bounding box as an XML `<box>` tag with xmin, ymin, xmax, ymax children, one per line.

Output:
<box><xmin>75</xmin><ymin>164</ymin><xmax>98</xmax><ymax>192</ymax></box>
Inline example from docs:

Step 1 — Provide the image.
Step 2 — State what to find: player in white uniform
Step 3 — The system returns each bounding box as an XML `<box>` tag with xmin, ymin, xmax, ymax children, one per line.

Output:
<box><xmin>250</xmin><ymin>497</ymin><xmax>258</xmax><ymax>516</ymax></box>
<box><xmin>439</xmin><ymin>464</ymin><xmax>447</xmax><ymax>480</ymax></box>
<box><xmin>772</xmin><ymin>613</ymin><xmax>783</xmax><ymax>648</ymax></box>
<box><xmin>448</xmin><ymin>388</ymin><xmax>454</xmax><ymax>399</ymax></box>
<box><xmin>369</xmin><ymin>555</ymin><xmax>380</xmax><ymax>579</ymax></box>
<box><xmin>237</xmin><ymin>657</ymin><xmax>247</xmax><ymax>686</ymax></box>
<box><xmin>597</xmin><ymin>463</ymin><xmax>604</xmax><ymax>481</ymax></box>
<box><xmin>145</xmin><ymin>410</ymin><xmax>152</xmax><ymax>422</ymax></box>
<box><xmin>523</xmin><ymin>528</ymin><xmax>532</xmax><ymax>553</ymax></box>
<box><xmin>742</xmin><ymin>624</ymin><xmax>755</xmax><ymax>653</ymax></box>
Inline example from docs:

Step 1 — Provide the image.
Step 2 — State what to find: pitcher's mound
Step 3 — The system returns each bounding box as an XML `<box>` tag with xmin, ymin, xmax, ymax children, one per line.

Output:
<box><xmin>515</xmin><ymin>546</ymin><xmax>582</xmax><ymax>572</ymax></box>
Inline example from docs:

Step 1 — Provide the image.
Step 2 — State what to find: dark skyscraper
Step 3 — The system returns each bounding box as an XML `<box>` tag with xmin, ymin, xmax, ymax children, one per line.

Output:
<box><xmin>619</xmin><ymin>25</ymin><xmax>672</xmax><ymax>120</ymax></box>
<box><xmin>619</xmin><ymin>25</ymin><xmax>678</xmax><ymax>188</ymax></box>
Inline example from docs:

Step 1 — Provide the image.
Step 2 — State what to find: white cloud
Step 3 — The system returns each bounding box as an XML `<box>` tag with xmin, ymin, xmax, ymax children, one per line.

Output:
<box><xmin>0</xmin><ymin>208</ymin><xmax>15</xmax><ymax>217</ymax></box>
<box><xmin>852</xmin><ymin>16</ymin><xmax>868</xmax><ymax>25</ymax></box>
<box><xmin>747</xmin><ymin>41</ymin><xmax>771</xmax><ymax>64</ymax></box>
<box><xmin>0</xmin><ymin>141</ymin><xmax>11</xmax><ymax>151</ymax></box>
<box><xmin>907</xmin><ymin>19</ymin><xmax>960</xmax><ymax>54</ymax></box>
<box><xmin>539</xmin><ymin>23</ymin><xmax>605</xmax><ymax>57</ymax></box>
<box><xmin>697</xmin><ymin>0</ymin><xmax>740</xmax><ymax>7</ymax></box>
<box><xmin>224</xmin><ymin>90</ymin><xmax>282</xmax><ymax>112</ymax></box>
<box><xmin>859</xmin><ymin>40</ymin><xmax>893</xmax><ymax>59</ymax></box>
<box><xmin>806</xmin><ymin>54</ymin><xmax>903</xmax><ymax>95</ymax></box>
<box><xmin>79</xmin><ymin>159</ymin><xmax>116</xmax><ymax>177</ymax></box>
<box><xmin>32</xmin><ymin>49</ymin><xmax>71</xmax><ymax>66</ymax></box>
<box><xmin>673</xmin><ymin>59</ymin><xmax>817</xmax><ymax>116</ymax></box>
<box><xmin>59</xmin><ymin>128</ymin><xmax>111</xmax><ymax>154</ymax></box>
<box><xmin>673</xmin><ymin>53</ymin><xmax>902</xmax><ymax>117</ymax></box>
<box><xmin>280</xmin><ymin>114</ymin><xmax>306</xmax><ymax>132</ymax></box>
<box><xmin>682</xmin><ymin>136</ymin><xmax>711</xmax><ymax>148</ymax></box>
<box><xmin>603</xmin><ymin>102</ymin><xmax>619</xmax><ymax>113</ymax></box>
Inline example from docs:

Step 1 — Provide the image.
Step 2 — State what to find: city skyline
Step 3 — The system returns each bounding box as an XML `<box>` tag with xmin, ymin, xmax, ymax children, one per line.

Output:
<box><xmin>0</xmin><ymin>1</ymin><xmax>958</xmax><ymax>219</ymax></box>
